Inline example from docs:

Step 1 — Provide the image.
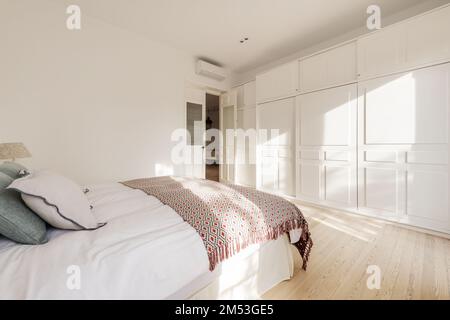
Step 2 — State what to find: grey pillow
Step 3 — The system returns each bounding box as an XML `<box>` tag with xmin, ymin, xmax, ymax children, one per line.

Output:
<box><xmin>0</xmin><ymin>172</ymin><xmax>13</xmax><ymax>189</ymax></box>
<box><xmin>9</xmin><ymin>170</ymin><xmax>105</xmax><ymax>230</ymax></box>
<box><xmin>0</xmin><ymin>175</ymin><xmax>47</xmax><ymax>245</ymax></box>
<box><xmin>0</xmin><ymin>162</ymin><xmax>28</xmax><ymax>179</ymax></box>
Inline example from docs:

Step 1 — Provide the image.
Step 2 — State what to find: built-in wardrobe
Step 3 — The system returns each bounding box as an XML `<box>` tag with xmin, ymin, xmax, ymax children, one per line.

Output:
<box><xmin>220</xmin><ymin>81</ymin><xmax>257</xmax><ymax>188</ymax></box>
<box><xmin>221</xmin><ymin>5</ymin><xmax>450</xmax><ymax>234</ymax></box>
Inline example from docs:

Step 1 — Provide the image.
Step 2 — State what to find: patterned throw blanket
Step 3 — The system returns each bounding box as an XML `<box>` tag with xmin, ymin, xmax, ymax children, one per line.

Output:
<box><xmin>122</xmin><ymin>176</ymin><xmax>312</xmax><ymax>271</ymax></box>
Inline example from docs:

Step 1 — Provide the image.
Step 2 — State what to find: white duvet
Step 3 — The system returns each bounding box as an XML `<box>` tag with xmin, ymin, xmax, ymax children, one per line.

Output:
<box><xmin>0</xmin><ymin>183</ymin><xmax>210</xmax><ymax>299</ymax></box>
<box><xmin>0</xmin><ymin>183</ymin><xmax>300</xmax><ymax>299</ymax></box>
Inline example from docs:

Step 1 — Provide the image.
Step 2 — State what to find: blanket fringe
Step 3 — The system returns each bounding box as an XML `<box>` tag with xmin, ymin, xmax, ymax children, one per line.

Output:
<box><xmin>208</xmin><ymin>217</ymin><xmax>313</xmax><ymax>272</ymax></box>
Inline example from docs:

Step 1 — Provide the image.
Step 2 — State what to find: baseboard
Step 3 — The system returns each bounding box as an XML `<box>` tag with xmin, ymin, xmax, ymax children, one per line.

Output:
<box><xmin>290</xmin><ymin>198</ymin><xmax>450</xmax><ymax>240</ymax></box>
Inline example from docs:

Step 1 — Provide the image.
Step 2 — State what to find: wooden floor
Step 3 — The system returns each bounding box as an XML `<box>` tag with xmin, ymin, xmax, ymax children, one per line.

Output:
<box><xmin>206</xmin><ymin>164</ymin><xmax>220</xmax><ymax>182</ymax></box>
<box><xmin>263</xmin><ymin>203</ymin><xmax>450</xmax><ymax>300</ymax></box>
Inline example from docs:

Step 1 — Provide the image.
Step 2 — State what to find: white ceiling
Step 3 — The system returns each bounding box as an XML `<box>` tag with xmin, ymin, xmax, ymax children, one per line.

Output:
<box><xmin>58</xmin><ymin>0</ymin><xmax>441</xmax><ymax>73</ymax></box>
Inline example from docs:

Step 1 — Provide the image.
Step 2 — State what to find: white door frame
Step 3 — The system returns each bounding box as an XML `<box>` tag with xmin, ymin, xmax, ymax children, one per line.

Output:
<box><xmin>185</xmin><ymin>86</ymin><xmax>206</xmax><ymax>179</ymax></box>
<box><xmin>220</xmin><ymin>100</ymin><xmax>237</xmax><ymax>183</ymax></box>
<box><xmin>184</xmin><ymin>82</ymin><xmax>223</xmax><ymax>179</ymax></box>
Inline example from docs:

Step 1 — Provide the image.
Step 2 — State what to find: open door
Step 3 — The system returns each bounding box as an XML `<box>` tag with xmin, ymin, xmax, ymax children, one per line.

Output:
<box><xmin>220</xmin><ymin>94</ymin><xmax>237</xmax><ymax>183</ymax></box>
<box><xmin>185</xmin><ymin>88</ymin><xmax>206</xmax><ymax>179</ymax></box>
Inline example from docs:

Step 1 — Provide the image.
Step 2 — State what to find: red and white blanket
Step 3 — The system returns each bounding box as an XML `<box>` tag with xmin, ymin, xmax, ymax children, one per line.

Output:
<box><xmin>122</xmin><ymin>176</ymin><xmax>312</xmax><ymax>271</ymax></box>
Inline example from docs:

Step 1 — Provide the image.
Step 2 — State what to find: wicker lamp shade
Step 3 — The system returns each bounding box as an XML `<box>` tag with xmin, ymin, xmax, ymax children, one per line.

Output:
<box><xmin>0</xmin><ymin>143</ymin><xmax>32</xmax><ymax>161</ymax></box>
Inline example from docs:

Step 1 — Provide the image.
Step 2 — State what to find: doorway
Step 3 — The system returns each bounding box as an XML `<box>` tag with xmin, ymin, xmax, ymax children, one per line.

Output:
<box><xmin>205</xmin><ymin>93</ymin><xmax>220</xmax><ymax>182</ymax></box>
<box><xmin>185</xmin><ymin>86</ymin><xmax>206</xmax><ymax>179</ymax></box>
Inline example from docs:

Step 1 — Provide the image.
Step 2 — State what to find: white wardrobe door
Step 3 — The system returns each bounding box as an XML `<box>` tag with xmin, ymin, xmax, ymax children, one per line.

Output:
<box><xmin>363</xmin><ymin>70</ymin><xmax>448</xmax><ymax>145</ymax></box>
<box><xmin>299</xmin><ymin>42</ymin><xmax>357</xmax><ymax>93</ymax></box>
<box><xmin>326</xmin><ymin>42</ymin><xmax>357</xmax><ymax>88</ymax></box>
<box><xmin>404</xmin><ymin>6</ymin><xmax>450</xmax><ymax>70</ymax></box>
<box><xmin>236</xmin><ymin>108</ymin><xmax>256</xmax><ymax>187</ymax></box>
<box><xmin>300</xmin><ymin>85</ymin><xmax>356</xmax><ymax>147</ymax></box>
<box><xmin>221</xmin><ymin>89</ymin><xmax>237</xmax><ymax>108</ymax></box>
<box><xmin>256</xmin><ymin>61</ymin><xmax>298</xmax><ymax>104</ymax></box>
<box><xmin>236</xmin><ymin>81</ymin><xmax>256</xmax><ymax>109</ymax></box>
<box><xmin>297</xmin><ymin>84</ymin><xmax>357</xmax><ymax>208</ymax></box>
<box><xmin>357</xmin><ymin>23</ymin><xmax>405</xmax><ymax>80</ymax></box>
<box><xmin>358</xmin><ymin>63</ymin><xmax>449</xmax><ymax>233</ymax></box>
<box><xmin>358</xmin><ymin>6</ymin><xmax>450</xmax><ymax>80</ymax></box>
<box><xmin>243</xmin><ymin>81</ymin><xmax>256</xmax><ymax>107</ymax></box>
<box><xmin>222</xmin><ymin>105</ymin><xmax>236</xmax><ymax>183</ymax></box>
<box><xmin>257</xmin><ymin>97</ymin><xmax>295</xmax><ymax>196</ymax></box>
<box><xmin>236</xmin><ymin>85</ymin><xmax>245</xmax><ymax>109</ymax></box>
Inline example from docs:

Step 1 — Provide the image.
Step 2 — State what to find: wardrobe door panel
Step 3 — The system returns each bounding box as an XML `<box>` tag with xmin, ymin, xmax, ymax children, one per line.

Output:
<box><xmin>236</xmin><ymin>108</ymin><xmax>256</xmax><ymax>187</ymax></box>
<box><xmin>358</xmin><ymin>63</ymin><xmax>450</xmax><ymax>233</ymax></box>
<box><xmin>278</xmin><ymin>152</ymin><xmax>294</xmax><ymax>196</ymax></box>
<box><xmin>222</xmin><ymin>105</ymin><xmax>236</xmax><ymax>183</ymax></box>
<box><xmin>236</xmin><ymin>85</ymin><xmax>245</xmax><ymax>109</ymax></box>
<box><xmin>261</xmin><ymin>152</ymin><xmax>277</xmax><ymax>191</ymax></box>
<box><xmin>300</xmin><ymin>164</ymin><xmax>321</xmax><ymax>200</ymax></box>
<box><xmin>243</xmin><ymin>81</ymin><xmax>256</xmax><ymax>107</ymax></box>
<box><xmin>258</xmin><ymin>98</ymin><xmax>295</xmax><ymax>147</ymax></box>
<box><xmin>220</xmin><ymin>89</ymin><xmax>237</xmax><ymax>107</ymax></box>
<box><xmin>256</xmin><ymin>61</ymin><xmax>298</xmax><ymax>103</ymax></box>
<box><xmin>405</xmin><ymin>6</ymin><xmax>450</xmax><ymax>69</ymax></box>
<box><xmin>325</xmin><ymin>166</ymin><xmax>352</xmax><ymax>205</ymax></box>
<box><xmin>357</xmin><ymin>24</ymin><xmax>405</xmax><ymax>79</ymax></box>
<box><xmin>258</xmin><ymin>97</ymin><xmax>295</xmax><ymax>196</ymax></box>
<box><xmin>407</xmin><ymin>170</ymin><xmax>448</xmax><ymax>222</ymax></box>
<box><xmin>358</xmin><ymin>7</ymin><xmax>450</xmax><ymax>80</ymax></box>
<box><xmin>297</xmin><ymin>84</ymin><xmax>357</xmax><ymax>208</ymax></box>
<box><xmin>300</xmin><ymin>42</ymin><xmax>357</xmax><ymax>93</ymax></box>
<box><xmin>300</xmin><ymin>85</ymin><xmax>356</xmax><ymax>146</ymax></box>
<box><xmin>364</xmin><ymin>168</ymin><xmax>398</xmax><ymax>213</ymax></box>
<box><xmin>299</xmin><ymin>54</ymin><xmax>326</xmax><ymax>93</ymax></box>
<box><xmin>363</xmin><ymin>67</ymin><xmax>448</xmax><ymax>145</ymax></box>
<box><xmin>326</xmin><ymin>42</ymin><xmax>357</xmax><ymax>87</ymax></box>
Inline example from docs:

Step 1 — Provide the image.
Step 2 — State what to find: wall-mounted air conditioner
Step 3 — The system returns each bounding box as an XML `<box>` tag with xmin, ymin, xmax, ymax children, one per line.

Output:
<box><xmin>196</xmin><ymin>60</ymin><xmax>227</xmax><ymax>81</ymax></box>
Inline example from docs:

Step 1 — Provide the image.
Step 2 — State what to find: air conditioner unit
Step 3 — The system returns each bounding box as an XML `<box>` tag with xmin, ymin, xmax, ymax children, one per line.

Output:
<box><xmin>196</xmin><ymin>60</ymin><xmax>227</xmax><ymax>81</ymax></box>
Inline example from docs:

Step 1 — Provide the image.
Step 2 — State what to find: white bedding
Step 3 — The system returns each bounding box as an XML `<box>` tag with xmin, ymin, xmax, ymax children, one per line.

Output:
<box><xmin>0</xmin><ymin>183</ymin><xmax>297</xmax><ymax>299</ymax></box>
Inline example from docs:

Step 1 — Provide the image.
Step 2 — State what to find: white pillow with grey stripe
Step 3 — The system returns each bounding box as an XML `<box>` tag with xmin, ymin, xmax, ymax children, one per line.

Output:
<box><xmin>8</xmin><ymin>170</ymin><xmax>105</xmax><ymax>230</ymax></box>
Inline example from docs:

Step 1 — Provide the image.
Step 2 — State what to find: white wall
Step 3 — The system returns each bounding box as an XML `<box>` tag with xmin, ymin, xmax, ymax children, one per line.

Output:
<box><xmin>0</xmin><ymin>0</ymin><xmax>231</xmax><ymax>184</ymax></box>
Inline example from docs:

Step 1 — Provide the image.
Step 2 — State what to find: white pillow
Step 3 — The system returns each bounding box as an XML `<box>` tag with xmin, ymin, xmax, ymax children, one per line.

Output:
<box><xmin>8</xmin><ymin>170</ymin><xmax>105</xmax><ymax>230</ymax></box>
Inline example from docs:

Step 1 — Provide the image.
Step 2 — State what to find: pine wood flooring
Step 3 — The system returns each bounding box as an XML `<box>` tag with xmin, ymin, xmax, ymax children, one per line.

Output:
<box><xmin>263</xmin><ymin>203</ymin><xmax>450</xmax><ymax>300</ymax></box>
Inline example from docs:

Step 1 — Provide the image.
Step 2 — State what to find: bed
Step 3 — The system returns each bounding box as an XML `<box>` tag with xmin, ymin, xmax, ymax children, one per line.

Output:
<box><xmin>0</xmin><ymin>178</ymin><xmax>311</xmax><ymax>300</ymax></box>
